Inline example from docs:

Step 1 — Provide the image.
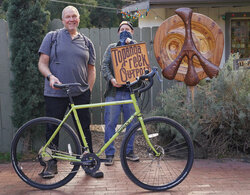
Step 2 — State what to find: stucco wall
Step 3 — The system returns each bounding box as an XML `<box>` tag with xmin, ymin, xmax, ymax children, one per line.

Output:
<box><xmin>139</xmin><ymin>8</ymin><xmax>166</xmax><ymax>29</ymax></box>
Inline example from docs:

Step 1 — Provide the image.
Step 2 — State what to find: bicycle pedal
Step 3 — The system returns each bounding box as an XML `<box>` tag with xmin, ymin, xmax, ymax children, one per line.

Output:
<box><xmin>100</xmin><ymin>158</ymin><xmax>110</xmax><ymax>163</ymax></box>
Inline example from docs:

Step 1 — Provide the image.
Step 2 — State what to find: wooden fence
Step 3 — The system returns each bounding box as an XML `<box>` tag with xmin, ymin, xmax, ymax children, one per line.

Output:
<box><xmin>0</xmin><ymin>19</ymin><xmax>12</xmax><ymax>152</ymax></box>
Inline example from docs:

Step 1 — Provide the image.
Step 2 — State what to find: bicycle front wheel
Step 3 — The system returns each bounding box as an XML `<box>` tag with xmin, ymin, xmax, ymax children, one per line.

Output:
<box><xmin>11</xmin><ymin>117</ymin><xmax>81</xmax><ymax>190</ymax></box>
<box><xmin>120</xmin><ymin>117</ymin><xmax>194</xmax><ymax>191</ymax></box>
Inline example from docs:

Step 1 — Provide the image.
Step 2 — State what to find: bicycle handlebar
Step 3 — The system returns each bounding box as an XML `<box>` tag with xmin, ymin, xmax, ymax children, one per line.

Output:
<box><xmin>127</xmin><ymin>67</ymin><xmax>158</xmax><ymax>94</ymax></box>
<box><xmin>53</xmin><ymin>67</ymin><xmax>159</xmax><ymax>95</ymax></box>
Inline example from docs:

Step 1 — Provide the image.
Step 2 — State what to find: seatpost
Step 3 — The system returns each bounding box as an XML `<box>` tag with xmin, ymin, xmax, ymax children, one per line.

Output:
<box><xmin>66</xmin><ymin>89</ymin><xmax>74</xmax><ymax>104</ymax></box>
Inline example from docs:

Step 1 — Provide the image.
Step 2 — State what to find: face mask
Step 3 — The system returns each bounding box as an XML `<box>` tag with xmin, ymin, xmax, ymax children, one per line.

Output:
<box><xmin>119</xmin><ymin>31</ymin><xmax>133</xmax><ymax>46</ymax></box>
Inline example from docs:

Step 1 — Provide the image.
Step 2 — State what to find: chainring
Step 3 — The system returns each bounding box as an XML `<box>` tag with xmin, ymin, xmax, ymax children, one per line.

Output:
<box><xmin>81</xmin><ymin>153</ymin><xmax>100</xmax><ymax>174</ymax></box>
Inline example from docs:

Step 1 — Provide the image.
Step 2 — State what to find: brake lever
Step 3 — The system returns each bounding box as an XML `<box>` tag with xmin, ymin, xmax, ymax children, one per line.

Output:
<box><xmin>152</xmin><ymin>67</ymin><xmax>163</xmax><ymax>82</ymax></box>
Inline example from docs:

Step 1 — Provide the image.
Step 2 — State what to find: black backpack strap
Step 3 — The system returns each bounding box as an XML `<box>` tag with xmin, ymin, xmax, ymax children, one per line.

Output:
<box><xmin>50</xmin><ymin>30</ymin><xmax>59</xmax><ymax>61</ymax></box>
<box><xmin>50</xmin><ymin>30</ymin><xmax>59</xmax><ymax>48</ymax></box>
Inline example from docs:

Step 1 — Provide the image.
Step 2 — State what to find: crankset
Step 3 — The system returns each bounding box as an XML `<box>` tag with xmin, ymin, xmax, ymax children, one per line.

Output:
<box><xmin>81</xmin><ymin>153</ymin><xmax>100</xmax><ymax>174</ymax></box>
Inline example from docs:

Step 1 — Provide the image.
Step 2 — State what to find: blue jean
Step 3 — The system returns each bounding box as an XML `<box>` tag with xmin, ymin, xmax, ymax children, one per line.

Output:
<box><xmin>104</xmin><ymin>90</ymin><xmax>136</xmax><ymax>156</ymax></box>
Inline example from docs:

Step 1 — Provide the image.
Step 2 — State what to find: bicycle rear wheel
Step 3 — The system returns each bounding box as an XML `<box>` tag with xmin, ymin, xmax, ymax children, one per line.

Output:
<box><xmin>11</xmin><ymin>117</ymin><xmax>81</xmax><ymax>190</ymax></box>
<box><xmin>120</xmin><ymin>116</ymin><xmax>194</xmax><ymax>191</ymax></box>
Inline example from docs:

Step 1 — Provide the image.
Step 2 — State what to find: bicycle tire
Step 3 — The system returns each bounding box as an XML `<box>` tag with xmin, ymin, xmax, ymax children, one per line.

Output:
<box><xmin>120</xmin><ymin>116</ymin><xmax>194</xmax><ymax>191</ymax></box>
<box><xmin>11</xmin><ymin>117</ymin><xmax>82</xmax><ymax>190</ymax></box>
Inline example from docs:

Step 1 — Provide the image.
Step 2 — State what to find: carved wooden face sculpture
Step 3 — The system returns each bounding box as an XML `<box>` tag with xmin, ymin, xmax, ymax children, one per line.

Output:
<box><xmin>154</xmin><ymin>8</ymin><xmax>224</xmax><ymax>86</ymax></box>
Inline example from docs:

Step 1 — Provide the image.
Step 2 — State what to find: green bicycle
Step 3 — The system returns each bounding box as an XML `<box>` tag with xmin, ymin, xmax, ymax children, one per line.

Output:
<box><xmin>11</xmin><ymin>67</ymin><xmax>194</xmax><ymax>191</ymax></box>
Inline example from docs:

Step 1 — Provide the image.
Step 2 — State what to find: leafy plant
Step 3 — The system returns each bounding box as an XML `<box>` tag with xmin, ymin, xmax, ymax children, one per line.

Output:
<box><xmin>46</xmin><ymin>0</ymin><xmax>97</xmax><ymax>28</ymax></box>
<box><xmin>7</xmin><ymin>0</ymin><xmax>50</xmax><ymax>128</ymax></box>
<box><xmin>153</xmin><ymin>53</ymin><xmax>250</xmax><ymax>158</ymax></box>
<box><xmin>0</xmin><ymin>152</ymin><xmax>11</xmax><ymax>163</ymax></box>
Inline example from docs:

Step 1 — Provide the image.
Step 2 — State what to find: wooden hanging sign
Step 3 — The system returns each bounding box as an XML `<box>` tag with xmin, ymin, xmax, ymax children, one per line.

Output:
<box><xmin>111</xmin><ymin>42</ymin><xmax>151</xmax><ymax>85</ymax></box>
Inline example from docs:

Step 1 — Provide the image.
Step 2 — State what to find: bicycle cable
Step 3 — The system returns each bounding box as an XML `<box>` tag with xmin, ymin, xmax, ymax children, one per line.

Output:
<box><xmin>138</xmin><ymin>80</ymin><xmax>150</xmax><ymax>113</ymax></box>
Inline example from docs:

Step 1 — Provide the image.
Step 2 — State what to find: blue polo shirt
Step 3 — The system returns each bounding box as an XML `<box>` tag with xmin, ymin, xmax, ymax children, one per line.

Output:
<box><xmin>39</xmin><ymin>28</ymin><xmax>96</xmax><ymax>97</ymax></box>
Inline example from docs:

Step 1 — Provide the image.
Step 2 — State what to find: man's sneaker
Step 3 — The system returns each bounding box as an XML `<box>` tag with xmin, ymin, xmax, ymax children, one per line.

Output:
<box><xmin>126</xmin><ymin>152</ymin><xmax>139</xmax><ymax>161</ymax></box>
<box><xmin>39</xmin><ymin>159</ymin><xmax>58</xmax><ymax>179</ymax></box>
<box><xmin>105</xmin><ymin>155</ymin><xmax>114</xmax><ymax>166</ymax></box>
<box><xmin>86</xmin><ymin>171</ymin><xmax>104</xmax><ymax>178</ymax></box>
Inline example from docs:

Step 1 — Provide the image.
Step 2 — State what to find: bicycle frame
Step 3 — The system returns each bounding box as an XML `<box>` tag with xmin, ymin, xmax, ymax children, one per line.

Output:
<box><xmin>42</xmin><ymin>93</ymin><xmax>160</xmax><ymax>162</ymax></box>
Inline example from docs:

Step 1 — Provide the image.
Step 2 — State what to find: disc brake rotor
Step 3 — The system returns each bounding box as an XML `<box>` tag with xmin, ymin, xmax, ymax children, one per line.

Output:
<box><xmin>38</xmin><ymin>147</ymin><xmax>53</xmax><ymax>162</ymax></box>
<box><xmin>148</xmin><ymin>145</ymin><xmax>164</xmax><ymax>159</ymax></box>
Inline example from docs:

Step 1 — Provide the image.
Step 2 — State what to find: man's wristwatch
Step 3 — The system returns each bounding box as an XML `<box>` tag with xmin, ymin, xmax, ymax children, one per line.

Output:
<box><xmin>46</xmin><ymin>73</ymin><xmax>53</xmax><ymax>81</ymax></box>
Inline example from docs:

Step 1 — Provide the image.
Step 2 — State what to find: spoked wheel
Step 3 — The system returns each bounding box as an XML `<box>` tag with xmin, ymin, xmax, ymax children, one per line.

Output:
<box><xmin>11</xmin><ymin>117</ymin><xmax>82</xmax><ymax>190</ymax></box>
<box><xmin>120</xmin><ymin>117</ymin><xmax>194</xmax><ymax>191</ymax></box>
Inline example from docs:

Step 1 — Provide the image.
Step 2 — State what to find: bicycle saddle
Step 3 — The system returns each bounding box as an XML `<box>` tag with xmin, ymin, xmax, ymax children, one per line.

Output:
<box><xmin>53</xmin><ymin>83</ymin><xmax>82</xmax><ymax>89</ymax></box>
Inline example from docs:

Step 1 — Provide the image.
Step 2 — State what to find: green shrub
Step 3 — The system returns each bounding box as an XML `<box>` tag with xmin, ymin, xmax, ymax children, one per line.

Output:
<box><xmin>7</xmin><ymin>0</ymin><xmax>50</xmax><ymax>128</ymax></box>
<box><xmin>153</xmin><ymin>54</ymin><xmax>250</xmax><ymax>158</ymax></box>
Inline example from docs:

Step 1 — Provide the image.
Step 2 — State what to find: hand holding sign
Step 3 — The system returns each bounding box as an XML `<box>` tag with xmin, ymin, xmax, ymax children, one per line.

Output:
<box><xmin>111</xmin><ymin>78</ymin><xmax>122</xmax><ymax>88</ymax></box>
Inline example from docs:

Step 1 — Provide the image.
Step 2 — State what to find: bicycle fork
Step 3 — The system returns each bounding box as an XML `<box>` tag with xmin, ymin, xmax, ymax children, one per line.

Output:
<box><xmin>95</xmin><ymin>93</ymin><xmax>160</xmax><ymax>158</ymax></box>
<box><xmin>130</xmin><ymin>94</ymin><xmax>161</xmax><ymax>157</ymax></box>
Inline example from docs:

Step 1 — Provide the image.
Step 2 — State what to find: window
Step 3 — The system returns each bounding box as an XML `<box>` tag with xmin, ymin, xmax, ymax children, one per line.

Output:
<box><xmin>231</xmin><ymin>19</ymin><xmax>250</xmax><ymax>58</ymax></box>
<box><xmin>225</xmin><ymin>12</ymin><xmax>250</xmax><ymax>60</ymax></box>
